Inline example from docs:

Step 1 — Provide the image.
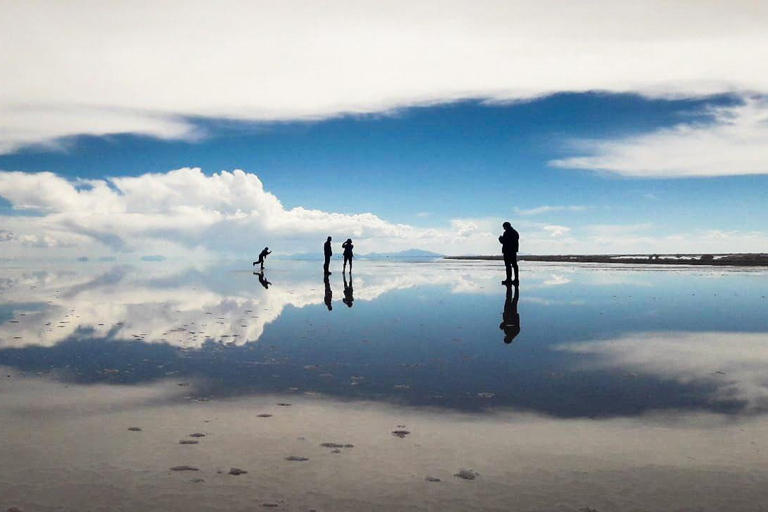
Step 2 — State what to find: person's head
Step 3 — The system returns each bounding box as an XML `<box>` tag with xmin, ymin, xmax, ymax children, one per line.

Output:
<box><xmin>327</xmin><ymin>236</ymin><xmax>332</xmax><ymax>242</ymax></box>
<box><xmin>503</xmin><ymin>221</ymin><xmax>511</xmax><ymax>230</ymax></box>
<box><xmin>346</xmin><ymin>238</ymin><xmax>352</xmax><ymax>244</ymax></box>
<box><xmin>264</xmin><ymin>246</ymin><xmax>269</xmax><ymax>251</ymax></box>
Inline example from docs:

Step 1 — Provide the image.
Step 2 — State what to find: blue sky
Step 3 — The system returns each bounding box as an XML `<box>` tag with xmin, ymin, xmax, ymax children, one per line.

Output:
<box><xmin>1</xmin><ymin>1</ymin><xmax>767</xmax><ymax>259</ymax></box>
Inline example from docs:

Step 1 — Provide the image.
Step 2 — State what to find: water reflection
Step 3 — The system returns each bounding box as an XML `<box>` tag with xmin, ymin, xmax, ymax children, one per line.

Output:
<box><xmin>254</xmin><ymin>270</ymin><xmax>272</xmax><ymax>289</ymax></box>
<box><xmin>343</xmin><ymin>273</ymin><xmax>354</xmax><ymax>308</ymax></box>
<box><xmin>1</xmin><ymin>260</ymin><xmax>767</xmax><ymax>418</ymax></box>
<box><xmin>3</xmin><ymin>260</ymin><xmax>768</xmax><ymax>511</ymax></box>
<box><xmin>323</xmin><ymin>273</ymin><xmax>333</xmax><ymax>311</ymax></box>
<box><xmin>500</xmin><ymin>283</ymin><xmax>521</xmax><ymax>344</ymax></box>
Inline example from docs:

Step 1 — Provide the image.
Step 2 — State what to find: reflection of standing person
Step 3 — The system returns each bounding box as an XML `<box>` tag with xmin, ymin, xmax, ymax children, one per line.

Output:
<box><xmin>323</xmin><ymin>274</ymin><xmax>333</xmax><ymax>311</ymax></box>
<box><xmin>253</xmin><ymin>247</ymin><xmax>271</xmax><ymax>269</ymax></box>
<box><xmin>323</xmin><ymin>236</ymin><xmax>333</xmax><ymax>275</ymax></box>
<box><xmin>342</xmin><ymin>273</ymin><xmax>354</xmax><ymax>308</ymax></box>
<box><xmin>254</xmin><ymin>271</ymin><xmax>272</xmax><ymax>289</ymax></box>
<box><xmin>500</xmin><ymin>283</ymin><xmax>521</xmax><ymax>344</ymax></box>
<box><xmin>342</xmin><ymin>238</ymin><xmax>354</xmax><ymax>274</ymax></box>
<box><xmin>499</xmin><ymin>222</ymin><xmax>519</xmax><ymax>285</ymax></box>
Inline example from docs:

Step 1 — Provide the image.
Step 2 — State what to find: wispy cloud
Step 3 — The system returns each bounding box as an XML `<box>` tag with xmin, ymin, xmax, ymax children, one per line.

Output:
<box><xmin>1</xmin><ymin>1</ymin><xmax>767</xmax><ymax>153</ymax></box>
<box><xmin>516</xmin><ymin>205</ymin><xmax>588</xmax><ymax>216</ymax></box>
<box><xmin>550</xmin><ymin>98</ymin><xmax>768</xmax><ymax>178</ymax></box>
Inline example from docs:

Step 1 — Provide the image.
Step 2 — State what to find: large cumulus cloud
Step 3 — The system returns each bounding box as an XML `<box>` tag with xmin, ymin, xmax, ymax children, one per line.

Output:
<box><xmin>0</xmin><ymin>167</ymin><xmax>501</xmax><ymax>258</ymax></box>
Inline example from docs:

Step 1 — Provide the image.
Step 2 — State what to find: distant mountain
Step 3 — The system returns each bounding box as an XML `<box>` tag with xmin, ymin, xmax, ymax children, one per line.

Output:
<box><xmin>279</xmin><ymin>249</ymin><xmax>444</xmax><ymax>261</ymax></box>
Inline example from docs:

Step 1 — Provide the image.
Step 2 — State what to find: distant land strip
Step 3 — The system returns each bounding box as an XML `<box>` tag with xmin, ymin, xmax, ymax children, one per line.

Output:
<box><xmin>444</xmin><ymin>253</ymin><xmax>768</xmax><ymax>267</ymax></box>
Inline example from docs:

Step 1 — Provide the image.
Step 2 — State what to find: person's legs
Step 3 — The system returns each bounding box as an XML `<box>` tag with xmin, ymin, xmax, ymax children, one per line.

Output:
<box><xmin>512</xmin><ymin>253</ymin><xmax>519</xmax><ymax>284</ymax></box>
<box><xmin>503</xmin><ymin>253</ymin><xmax>512</xmax><ymax>283</ymax></box>
<box><xmin>253</xmin><ymin>255</ymin><xmax>264</xmax><ymax>267</ymax></box>
<box><xmin>324</xmin><ymin>255</ymin><xmax>331</xmax><ymax>274</ymax></box>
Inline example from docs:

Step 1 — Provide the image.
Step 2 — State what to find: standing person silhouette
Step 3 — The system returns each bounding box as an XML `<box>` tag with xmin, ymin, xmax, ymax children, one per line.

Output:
<box><xmin>253</xmin><ymin>247</ymin><xmax>271</xmax><ymax>270</ymax></box>
<box><xmin>342</xmin><ymin>238</ymin><xmax>354</xmax><ymax>274</ymax></box>
<box><xmin>499</xmin><ymin>222</ymin><xmax>519</xmax><ymax>285</ymax></box>
<box><xmin>323</xmin><ymin>236</ymin><xmax>333</xmax><ymax>275</ymax></box>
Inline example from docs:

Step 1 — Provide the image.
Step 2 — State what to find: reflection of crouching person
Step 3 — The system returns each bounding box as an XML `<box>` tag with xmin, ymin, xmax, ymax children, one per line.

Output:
<box><xmin>499</xmin><ymin>222</ymin><xmax>519</xmax><ymax>285</ymax></box>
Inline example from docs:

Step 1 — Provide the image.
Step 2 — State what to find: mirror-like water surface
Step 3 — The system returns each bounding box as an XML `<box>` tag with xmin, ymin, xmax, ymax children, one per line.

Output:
<box><xmin>2</xmin><ymin>260</ymin><xmax>768</xmax><ymax>511</ymax></box>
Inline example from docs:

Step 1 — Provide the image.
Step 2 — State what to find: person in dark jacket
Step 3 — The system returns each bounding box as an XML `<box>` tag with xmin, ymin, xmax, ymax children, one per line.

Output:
<box><xmin>342</xmin><ymin>238</ymin><xmax>354</xmax><ymax>274</ymax></box>
<box><xmin>498</xmin><ymin>222</ymin><xmax>519</xmax><ymax>284</ymax></box>
<box><xmin>253</xmin><ymin>247</ymin><xmax>271</xmax><ymax>270</ymax></box>
<box><xmin>323</xmin><ymin>236</ymin><xmax>333</xmax><ymax>275</ymax></box>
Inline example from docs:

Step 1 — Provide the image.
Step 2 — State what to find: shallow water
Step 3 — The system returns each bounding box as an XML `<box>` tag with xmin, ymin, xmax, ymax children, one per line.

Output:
<box><xmin>1</xmin><ymin>260</ymin><xmax>768</xmax><ymax>511</ymax></box>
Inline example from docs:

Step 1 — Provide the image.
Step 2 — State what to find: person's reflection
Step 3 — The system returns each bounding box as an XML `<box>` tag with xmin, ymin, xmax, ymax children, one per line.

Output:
<box><xmin>254</xmin><ymin>270</ymin><xmax>272</xmax><ymax>289</ymax></box>
<box><xmin>500</xmin><ymin>283</ymin><xmax>521</xmax><ymax>344</ymax></box>
<box><xmin>342</xmin><ymin>273</ymin><xmax>354</xmax><ymax>308</ymax></box>
<box><xmin>323</xmin><ymin>274</ymin><xmax>333</xmax><ymax>311</ymax></box>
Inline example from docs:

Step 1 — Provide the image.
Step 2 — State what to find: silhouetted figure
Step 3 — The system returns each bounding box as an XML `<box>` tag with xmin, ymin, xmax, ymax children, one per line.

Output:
<box><xmin>342</xmin><ymin>238</ymin><xmax>354</xmax><ymax>273</ymax></box>
<box><xmin>254</xmin><ymin>270</ymin><xmax>272</xmax><ymax>289</ymax></box>
<box><xmin>323</xmin><ymin>273</ymin><xmax>333</xmax><ymax>311</ymax></box>
<box><xmin>342</xmin><ymin>273</ymin><xmax>354</xmax><ymax>308</ymax></box>
<box><xmin>499</xmin><ymin>222</ymin><xmax>519</xmax><ymax>285</ymax></box>
<box><xmin>500</xmin><ymin>283</ymin><xmax>521</xmax><ymax>344</ymax></box>
<box><xmin>323</xmin><ymin>236</ymin><xmax>333</xmax><ymax>275</ymax></box>
<box><xmin>253</xmin><ymin>246</ymin><xmax>271</xmax><ymax>269</ymax></box>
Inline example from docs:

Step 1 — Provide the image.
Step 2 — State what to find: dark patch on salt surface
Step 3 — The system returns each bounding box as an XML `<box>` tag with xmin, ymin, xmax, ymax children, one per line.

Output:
<box><xmin>454</xmin><ymin>468</ymin><xmax>479</xmax><ymax>480</ymax></box>
<box><xmin>425</xmin><ymin>476</ymin><xmax>441</xmax><ymax>482</ymax></box>
<box><xmin>179</xmin><ymin>440</ymin><xmax>199</xmax><ymax>445</ymax></box>
<box><xmin>127</xmin><ymin>427</ymin><xmax>142</xmax><ymax>432</ymax></box>
<box><xmin>228</xmin><ymin>467</ymin><xmax>248</xmax><ymax>475</ymax></box>
<box><xmin>391</xmin><ymin>430</ymin><xmax>410</xmax><ymax>438</ymax></box>
<box><xmin>257</xmin><ymin>413</ymin><xmax>273</xmax><ymax>418</ymax></box>
<box><xmin>189</xmin><ymin>433</ymin><xmax>206</xmax><ymax>437</ymax></box>
<box><xmin>170</xmin><ymin>466</ymin><xmax>199</xmax><ymax>471</ymax></box>
<box><xmin>285</xmin><ymin>456</ymin><xmax>309</xmax><ymax>461</ymax></box>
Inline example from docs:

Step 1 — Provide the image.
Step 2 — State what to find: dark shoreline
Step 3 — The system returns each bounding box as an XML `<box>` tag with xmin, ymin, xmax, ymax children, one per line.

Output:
<box><xmin>444</xmin><ymin>253</ymin><xmax>768</xmax><ymax>267</ymax></box>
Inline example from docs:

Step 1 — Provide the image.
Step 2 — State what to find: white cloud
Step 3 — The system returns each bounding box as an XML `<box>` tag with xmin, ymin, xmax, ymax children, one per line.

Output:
<box><xmin>2</xmin><ymin>169</ymin><xmax>767</xmax><ymax>258</ymax></box>
<box><xmin>0</xmin><ymin>168</ymin><xmax>503</xmax><ymax>258</ymax></box>
<box><xmin>542</xmin><ymin>225</ymin><xmax>571</xmax><ymax>237</ymax></box>
<box><xmin>516</xmin><ymin>205</ymin><xmax>587</xmax><ymax>216</ymax></box>
<box><xmin>550</xmin><ymin>98</ymin><xmax>768</xmax><ymax>177</ymax></box>
<box><xmin>1</xmin><ymin>1</ymin><xmax>768</xmax><ymax>153</ymax></box>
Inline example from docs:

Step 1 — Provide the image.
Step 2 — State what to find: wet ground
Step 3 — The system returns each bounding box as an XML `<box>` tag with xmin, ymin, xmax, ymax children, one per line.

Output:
<box><xmin>1</xmin><ymin>259</ymin><xmax>768</xmax><ymax>511</ymax></box>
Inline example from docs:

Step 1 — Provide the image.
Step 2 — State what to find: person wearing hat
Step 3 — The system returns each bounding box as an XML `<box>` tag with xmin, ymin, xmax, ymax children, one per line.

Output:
<box><xmin>498</xmin><ymin>222</ymin><xmax>519</xmax><ymax>285</ymax></box>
